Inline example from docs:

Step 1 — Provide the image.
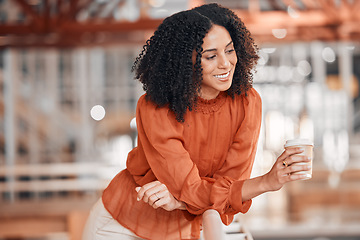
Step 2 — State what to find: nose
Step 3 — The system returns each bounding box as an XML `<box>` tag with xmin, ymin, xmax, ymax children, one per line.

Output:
<box><xmin>218</xmin><ymin>53</ymin><xmax>230</xmax><ymax>69</ymax></box>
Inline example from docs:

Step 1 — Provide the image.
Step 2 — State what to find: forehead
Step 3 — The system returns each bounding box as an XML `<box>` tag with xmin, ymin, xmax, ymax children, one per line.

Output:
<box><xmin>202</xmin><ymin>25</ymin><xmax>232</xmax><ymax>49</ymax></box>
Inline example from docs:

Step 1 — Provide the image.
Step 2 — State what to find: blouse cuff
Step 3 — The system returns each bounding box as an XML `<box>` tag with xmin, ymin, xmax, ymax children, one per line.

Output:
<box><xmin>228</xmin><ymin>180</ymin><xmax>252</xmax><ymax>213</ymax></box>
<box><xmin>210</xmin><ymin>176</ymin><xmax>251</xmax><ymax>216</ymax></box>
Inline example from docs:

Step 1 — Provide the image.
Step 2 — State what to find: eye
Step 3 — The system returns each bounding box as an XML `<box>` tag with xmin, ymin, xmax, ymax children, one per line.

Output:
<box><xmin>226</xmin><ymin>49</ymin><xmax>235</xmax><ymax>54</ymax></box>
<box><xmin>206</xmin><ymin>55</ymin><xmax>216</xmax><ymax>60</ymax></box>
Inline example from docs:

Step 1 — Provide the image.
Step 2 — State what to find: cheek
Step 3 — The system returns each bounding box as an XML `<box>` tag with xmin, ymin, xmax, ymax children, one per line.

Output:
<box><xmin>201</xmin><ymin>61</ymin><xmax>217</xmax><ymax>75</ymax></box>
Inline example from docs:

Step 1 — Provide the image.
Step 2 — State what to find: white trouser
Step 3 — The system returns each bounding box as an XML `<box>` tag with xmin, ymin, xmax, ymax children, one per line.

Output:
<box><xmin>82</xmin><ymin>198</ymin><xmax>144</xmax><ymax>240</ymax></box>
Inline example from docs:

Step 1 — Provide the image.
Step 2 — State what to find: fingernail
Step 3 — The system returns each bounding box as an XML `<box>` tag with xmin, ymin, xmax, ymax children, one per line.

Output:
<box><xmin>137</xmin><ymin>197</ymin><xmax>140</xmax><ymax>201</ymax></box>
<box><xmin>135</xmin><ymin>187</ymin><xmax>140</xmax><ymax>192</ymax></box>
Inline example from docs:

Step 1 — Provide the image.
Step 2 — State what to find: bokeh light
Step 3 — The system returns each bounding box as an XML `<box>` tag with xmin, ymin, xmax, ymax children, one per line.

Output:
<box><xmin>272</xmin><ymin>29</ymin><xmax>287</xmax><ymax>39</ymax></box>
<box><xmin>90</xmin><ymin>105</ymin><xmax>106</xmax><ymax>121</ymax></box>
<box><xmin>322</xmin><ymin>47</ymin><xmax>336</xmax><ymax>63</ymax></box>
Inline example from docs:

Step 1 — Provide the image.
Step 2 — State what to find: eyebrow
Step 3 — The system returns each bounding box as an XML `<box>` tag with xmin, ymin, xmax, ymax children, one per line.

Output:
<box><xmin>202</xmin><ymin>41</ymin><xmax>234</xmax><ymax>54</ymax></box>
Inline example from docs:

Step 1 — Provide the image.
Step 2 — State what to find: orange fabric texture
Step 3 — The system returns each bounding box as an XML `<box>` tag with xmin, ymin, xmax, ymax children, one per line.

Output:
<box><xmin>102</xmin><ymin>88</ymin><xmax>262</xmax><ymax>240</ymax></box>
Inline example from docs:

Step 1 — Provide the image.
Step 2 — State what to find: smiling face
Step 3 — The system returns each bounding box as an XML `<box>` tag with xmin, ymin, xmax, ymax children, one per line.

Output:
<box><xmin>194</xmin><ymin>24</ymin><xmax>238</xmax><ymax>100</ymax></box>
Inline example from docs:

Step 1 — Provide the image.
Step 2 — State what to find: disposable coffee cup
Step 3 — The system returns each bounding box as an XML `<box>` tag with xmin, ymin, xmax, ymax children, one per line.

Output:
<box><xmin>284</xmin><ymin>139</ymin><xmax>314</xmax><ymax>180</ymax></box>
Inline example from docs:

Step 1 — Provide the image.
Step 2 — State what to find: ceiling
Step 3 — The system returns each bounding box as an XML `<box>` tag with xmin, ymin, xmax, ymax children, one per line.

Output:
<box><xmin>0</xmin><ymin>0</ymin><xmax>359</xmax><ymax>48</ymax></box>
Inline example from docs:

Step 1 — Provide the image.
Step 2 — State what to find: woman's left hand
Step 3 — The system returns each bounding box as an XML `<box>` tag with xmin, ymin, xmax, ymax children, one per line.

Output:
<box><xmin>263</xmin><ymin>147</ymin><xmax>311</xmax><ymax>192</ymax></box>
<box><xmin>135</xmin><ymin>181</ymin><xmax>186</xmax><ymax>211</ymax></box>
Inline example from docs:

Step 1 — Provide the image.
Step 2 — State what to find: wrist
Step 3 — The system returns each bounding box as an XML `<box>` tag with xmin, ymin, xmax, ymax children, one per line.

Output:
<box><xmin>261</xmin><ymin>173</ymin><xmax>274</xmax><ymax>192</ymax></box>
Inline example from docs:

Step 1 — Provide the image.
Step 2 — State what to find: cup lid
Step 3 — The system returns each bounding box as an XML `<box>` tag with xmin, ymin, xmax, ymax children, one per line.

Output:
<box><xmin>284</xmin><ymin>139</ymin><xmax>313</xmax><ymax>148</ymax></box>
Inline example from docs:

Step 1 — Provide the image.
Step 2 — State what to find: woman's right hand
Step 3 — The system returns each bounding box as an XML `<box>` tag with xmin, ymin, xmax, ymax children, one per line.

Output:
<box><xmin>263</xmin><ymin>147</ymin><xmax>311</xmax><ymax>192</ymax></box>
<box><xmin>135</xmin><ymin>181</ymin><xmax>186</xmax><ymax>211</ymax></box>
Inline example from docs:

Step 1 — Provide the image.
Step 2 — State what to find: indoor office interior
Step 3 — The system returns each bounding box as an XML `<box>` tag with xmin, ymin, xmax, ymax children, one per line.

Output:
<box><xmin>0</xmin><ymin>0</ymin><xmax>359</xmax><ymax>240</ymax></box>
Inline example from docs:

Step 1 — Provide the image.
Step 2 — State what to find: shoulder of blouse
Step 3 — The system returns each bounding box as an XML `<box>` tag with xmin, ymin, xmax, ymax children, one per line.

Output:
<box><xmin>248</xmin><ymin>87</ymin><xmax>261</xmax><ymax>99</ymax></box>
<box><xmin>238</xmin><ymin>87</ymin><xmax>262</xmax><ymax>105</ymax></box>
<box><xmin>137</xmin><ymin>94</ymin><xmax>170</xmax><ymax>114</ymax></box>
<box><xmin>136</xmin><ymin>94</ymin><xmax>180</xmax><ymax>128</ymax></box>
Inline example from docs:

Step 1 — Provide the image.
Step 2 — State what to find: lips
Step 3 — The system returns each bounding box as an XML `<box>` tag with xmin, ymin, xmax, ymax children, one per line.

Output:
<box><xmin>214</xmin><ymin>71</ymin><xmax>230</xmax><ymax>79</ymax></box>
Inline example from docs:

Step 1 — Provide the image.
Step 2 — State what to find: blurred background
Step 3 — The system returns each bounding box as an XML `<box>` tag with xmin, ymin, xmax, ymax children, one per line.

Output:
<box><xmin>0</xmin><ymin>0</ymin><xmax>359</xmax><ymax>239</ymax></box>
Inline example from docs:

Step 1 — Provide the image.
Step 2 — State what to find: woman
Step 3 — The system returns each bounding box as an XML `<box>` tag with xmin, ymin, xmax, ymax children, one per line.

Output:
<box><xmin>82</xmin><ymin>3</ymin><xmax>310</xmax><ymax>240</ymax></box>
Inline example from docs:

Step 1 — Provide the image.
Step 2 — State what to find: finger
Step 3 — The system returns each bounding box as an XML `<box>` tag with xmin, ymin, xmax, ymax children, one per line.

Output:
<box><xmin>152</xmin><ymin>195</ymin><xmax>170</xmax><ymax>209</ymax></box>
<box><xmin>142</xmin><ymin>183</ymin><xmax>167</xmax><ymax>203</ymax></box>
<box><xmin>284</xmin><ymin>155</ymin><xmax>310</xmax><ymax>167</ymax></box>
<box><xmin>148</xmin><ymin>193</ymin><xmax>161</xmax><ymax>206</ymax></box>
<box><xmin>137</xmin><ymin>182</ymin><xmax>167</xmax><ymax>203</ymax></box>
<box><xmin>149</xmin><ymin>189</ymin><xmax>171</xmax><ymax>208</ymax></box>
<box><xmin>287</xmin><ymin>172</ymin><xmax>310</xmax><ymax>181</ymax></box>
<box><xmin>277</xmin><ymin>147</ymin><xmax>304</xmax><ymax>162</ymax></box>
<box><xmin>284</xmin><ymin>163</ymin><xmax>311</xmax><ymax>175</ymax></box>
<box><xmin>136</xmin><ymin>181</ymin><xmax>161</xmax><ymax>201</ymax></box>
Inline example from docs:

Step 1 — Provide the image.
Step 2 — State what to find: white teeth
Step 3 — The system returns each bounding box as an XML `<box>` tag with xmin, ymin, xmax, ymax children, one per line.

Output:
<box><xmin>214</xmin><ymin>72</ymin><xmax>230</xmax><ymax>78</ymax></box>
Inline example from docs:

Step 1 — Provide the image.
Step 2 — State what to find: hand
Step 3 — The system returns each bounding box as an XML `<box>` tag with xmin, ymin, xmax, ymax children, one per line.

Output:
<box><xmin>263</xmin><ymin>147</ymin><xmax>311</xmax><ymax>191</ymax></box>
<box><xmin>135</xmin><ymin>181</ymin><xmax>186</xmax><ymax>211</ymax></box>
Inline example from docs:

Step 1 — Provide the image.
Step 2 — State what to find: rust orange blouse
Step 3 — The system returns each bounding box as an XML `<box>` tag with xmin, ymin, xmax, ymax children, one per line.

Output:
<box><xmin>102</xmin><ymin>88</ymin><xmax>262</xmax><ymax>240</ymax></box>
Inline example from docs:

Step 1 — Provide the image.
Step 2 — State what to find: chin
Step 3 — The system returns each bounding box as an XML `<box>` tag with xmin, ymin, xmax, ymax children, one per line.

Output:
<box><xmin>220</xmin><ymin>84</ymin><xmax>232</xmax><ymax>92</ymax></box>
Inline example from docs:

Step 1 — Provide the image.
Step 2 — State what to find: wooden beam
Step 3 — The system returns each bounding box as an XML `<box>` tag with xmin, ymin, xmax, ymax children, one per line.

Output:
<box><xmin>56</xmin><ymin>0</ymin><xmax>62</xmax><ymax>13</ymax></box>
<box><xmin>57</xmin><ymin>0</ymin><xmax>89</xmax><ymax>25</ymax></box>
<box><xmin>59</xmin><ymin>18</ymin><xmax>163</xmax><ymax>33</ymax></box>
<box><xmin>43</xmin><ymin>0</ymin><xmax>50</xmax><ymax>18</ymax></box>
<box><xmin>0</xmin><ymin>34</ymin><xmax>146</xmax><ymax>48</ymax></box>
<box><xmin>235</xmin><ymin>10</ymin><xmax>330</xmax><ymax>28</ymax></box>
<box><xmin>2</xmin><ymin>3</ymin><xmax>360</xmax><ymax>47</ymax></box>
<box><xmin>14</xmin><ymin>0</ymin><xmax>42</xmax><ymax>26</ymax></box>
<box><xmin>88</xmin><ymin>2</ymin><xmax>108</xmax><ymax>22</ymax></box>
<box><xmin>317</xmin><ymin>0</ymin><xmax>340</xmax><ymax>21</ymax></box>
<box><xmin>0</xmin><ymin>24</ymin><xmax>34</xmax><ymax>34</ymax></box>
<box><xmin>68</xmin><ymin>0</ymin><xmax>79</xmax><ymax>20</ymax></box>
<box><xmin>97</xmin><ymin>0</ymin><xmax>122</xmax><ymax>19</ymax></box>
<box><xmin>43</xmin><ymin>0</ymin><xmax>50</xmax><ymax>32</ymax></box>
<box><xmin>53</xmin><ymin>0</ymin><xmax>63</xmax><ymax>25</ymax></box>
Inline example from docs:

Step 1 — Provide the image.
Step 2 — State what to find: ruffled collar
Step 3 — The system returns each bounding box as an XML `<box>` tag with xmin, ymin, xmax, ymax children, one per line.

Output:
<box><xmin>195</xmin><ymin>92</ymin><xmax>227</xmax><ymax>114</ymax></box>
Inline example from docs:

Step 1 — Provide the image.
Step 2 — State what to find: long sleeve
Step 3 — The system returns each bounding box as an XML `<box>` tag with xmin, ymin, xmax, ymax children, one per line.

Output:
<box><xmin>134</xmin><ymin>88</ymin><xmax>262</xmax><ymax>219</ymax></box>
<box><xmin>213</xmin><ymin>89</ymin><xmax>262</xmax><ymax>213</ymax></box>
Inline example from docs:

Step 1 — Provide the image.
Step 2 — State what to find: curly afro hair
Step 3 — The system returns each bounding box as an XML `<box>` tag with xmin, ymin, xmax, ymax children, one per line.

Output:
<box><xmin>132</xmin><ymin>3</ymin><xmax>259</xmax><ymax>122</ymax></box>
